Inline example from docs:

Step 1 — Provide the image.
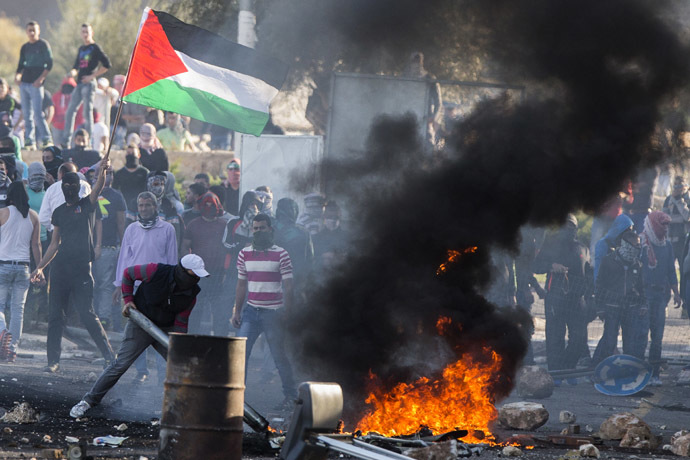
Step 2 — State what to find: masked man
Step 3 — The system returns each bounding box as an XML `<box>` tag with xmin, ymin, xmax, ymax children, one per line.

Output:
<box><xmin>231</xmin><ymin>213</ymin><xmax>297</xmax><ymax>410</ymax></box>
<box><xmin>534</xmin><ymin>214</ymin><xmax>592</xmax><ymax>371</ymax></box>
<box><xmin>32</xmin><ymin>161</ymin><xmax>114</xmax><ymax>373</ymax></box>
<box><xmin>592</xmin><ymin>230</ymin><xmax>648</xmax><ymax>366</ymax></box>
<box><xmin>70</xmin><ymin>254</ymin><xmax>208</xmax><ymax>418</ymax></box>
<box><xmin>181</xmin><ymin>193</ymin><xmax>229</xmax><ymax>335</ymax></box>
<box><xmin>113</xmin><ymin>191</ymin><xmax>177</xmax><ymax>384</ymax></box>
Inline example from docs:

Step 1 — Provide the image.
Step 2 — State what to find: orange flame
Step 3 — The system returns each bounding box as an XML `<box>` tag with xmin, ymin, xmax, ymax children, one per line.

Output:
<box><xmin>435</xmin><ymin>316</ymin><xmax>452</xmax><ymax>334</ymax></box>
<box><xmin>436</xmin><ymin>247</ymin><xmax>478</xmax><ymax>275</ymax></box>
<box><xmin>355</xmin><ymin>347</ymin><xmax>502</xmax><ymax>444</ymax></box>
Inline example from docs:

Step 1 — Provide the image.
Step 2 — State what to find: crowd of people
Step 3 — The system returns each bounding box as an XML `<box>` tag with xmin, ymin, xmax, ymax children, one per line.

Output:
<box><xmin>489</xmin><ymin>168</ymin><xmax>690</xmax><ymax>386</ymax></box>
<box><xmin>8</xmin><ymin>21</ymin><xmax>235</xmax><ymax>156</ymax></box>
<box><xmin>0</xmin><ymin>20</ymin><xmax>348</xmax><ymax>416</ymax></box>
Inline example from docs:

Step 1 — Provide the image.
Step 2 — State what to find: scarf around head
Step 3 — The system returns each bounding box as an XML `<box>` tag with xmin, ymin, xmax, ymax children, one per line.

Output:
<box><xmin>640</xmin><ymin>211</ymin><xmax>671</xmax><ymax>269</ymax></box>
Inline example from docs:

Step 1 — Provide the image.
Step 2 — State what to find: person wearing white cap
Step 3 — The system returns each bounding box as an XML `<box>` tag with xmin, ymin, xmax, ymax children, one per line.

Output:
<box><xmin>69</xmin><ymin>253</ymin><xmax>208</xmax><ymax>418</ymax></box>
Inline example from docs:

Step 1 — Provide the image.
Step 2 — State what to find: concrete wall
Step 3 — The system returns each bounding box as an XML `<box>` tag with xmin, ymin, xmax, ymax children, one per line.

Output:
<box><xmin>21</xmin><ymin>150</ymin><xmax>237</xmax><ymax>184</ymax></box>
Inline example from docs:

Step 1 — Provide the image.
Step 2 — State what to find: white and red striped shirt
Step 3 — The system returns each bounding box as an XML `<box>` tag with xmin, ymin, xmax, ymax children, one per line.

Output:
<box><xmin>237</xmin><ymin>244</ymin><xmax>293</xmax><ymax>309</ymax></box>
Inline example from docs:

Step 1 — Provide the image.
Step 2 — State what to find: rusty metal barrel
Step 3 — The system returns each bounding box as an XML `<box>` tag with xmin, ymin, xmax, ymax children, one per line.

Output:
<box><xmin>159</xmin><ymin>334</ymin><xmax>246</xmax><ymax>460</ymax></box>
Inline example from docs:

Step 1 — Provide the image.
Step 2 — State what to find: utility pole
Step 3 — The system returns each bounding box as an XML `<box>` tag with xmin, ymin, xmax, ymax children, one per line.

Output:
<box><xmin>238</xmin><ymin>0</ymin><xmax>257</xmax><ymax>49</ymax></box>
<box><xmin>234</xmin><ymin>0</ymin><xmax>257</xmax><ymax>153</ymax></box>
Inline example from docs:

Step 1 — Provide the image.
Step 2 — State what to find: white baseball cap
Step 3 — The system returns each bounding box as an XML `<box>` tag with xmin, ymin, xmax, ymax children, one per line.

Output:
<box><xmin>181</xmin><ymin>254</ymin><xmax>210</xmax><ymax>277</ymax></box>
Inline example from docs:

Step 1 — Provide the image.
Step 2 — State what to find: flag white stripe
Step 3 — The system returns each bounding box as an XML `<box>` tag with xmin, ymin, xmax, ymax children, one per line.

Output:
<box><xmin>168</xmin><ymin>51</ymin><xmax>277</xmax><ymax>114</ymax></box>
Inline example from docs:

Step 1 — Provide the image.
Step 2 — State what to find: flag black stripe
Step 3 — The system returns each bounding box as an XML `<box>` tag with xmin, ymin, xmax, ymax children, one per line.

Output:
<box><xmin>154</xmin><ymin>10</ymin><xmax>288</xmax><ymax>90</ymax></box>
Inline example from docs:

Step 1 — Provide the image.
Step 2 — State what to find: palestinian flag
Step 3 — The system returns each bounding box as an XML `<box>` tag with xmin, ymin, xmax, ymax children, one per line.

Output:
<box><xmin>122</xmin><ymin>8</ymin><xmax>288</xmax><ymax>136</ymax></box>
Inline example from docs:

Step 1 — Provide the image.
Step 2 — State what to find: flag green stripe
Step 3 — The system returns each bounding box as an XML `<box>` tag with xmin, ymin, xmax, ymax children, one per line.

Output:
<box><xmin>123</xmin><ymin>78</ymin><xmax>269</xmax><ymax>136</ymax></box>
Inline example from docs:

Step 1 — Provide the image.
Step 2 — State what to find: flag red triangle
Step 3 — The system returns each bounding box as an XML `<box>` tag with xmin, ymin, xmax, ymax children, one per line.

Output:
<box><xmin>122</xmin><ymin>9</ymin><xmax>188</xmax><ymax>97</ymax></box>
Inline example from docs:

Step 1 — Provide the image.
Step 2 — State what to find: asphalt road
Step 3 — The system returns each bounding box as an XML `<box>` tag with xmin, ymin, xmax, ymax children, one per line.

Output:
<box><xmin>1</xmin><ymin>328</ymin><xmax>690</xmax><ymax>459</ymax></box>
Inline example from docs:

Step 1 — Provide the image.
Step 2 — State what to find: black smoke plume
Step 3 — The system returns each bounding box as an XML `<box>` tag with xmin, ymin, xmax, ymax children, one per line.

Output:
<box><xmin>283</xmin><ymin>0</ymin><xmax>690</xmax><ymax>423</ymax></box>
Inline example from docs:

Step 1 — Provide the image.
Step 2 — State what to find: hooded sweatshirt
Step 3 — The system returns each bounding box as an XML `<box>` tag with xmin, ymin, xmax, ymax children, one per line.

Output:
<box><xmin>593</xmin><ymin>214</ymin><xmax>634</xmax><ymax>281</ymax></box>
<box><xmin>274</xmin><ymin>198</ymin><xmax>313</xmax><ymax>279</ymax></box>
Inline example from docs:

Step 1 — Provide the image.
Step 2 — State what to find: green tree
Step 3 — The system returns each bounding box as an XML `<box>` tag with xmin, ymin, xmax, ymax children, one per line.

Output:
<box><xmin>0</xmin><ymin>16</ymin><xmax>27</xmax><ymax>84</ymax></box>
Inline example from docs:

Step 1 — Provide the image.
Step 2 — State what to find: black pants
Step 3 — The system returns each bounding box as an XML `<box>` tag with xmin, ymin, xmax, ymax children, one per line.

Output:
<box><xmin>187</xmin><ymin>275</ymin><xmax>229</xmax><ymax>336</ymax></box>
<box><xmin>47</xmin><ymin>262</ymin><xmax>114</xmax><ymax>365</ymax></box>
<box><xmin>545</xmin><ymin>294</ymin><xmax>589</xmax><ymax>371</ymax></box>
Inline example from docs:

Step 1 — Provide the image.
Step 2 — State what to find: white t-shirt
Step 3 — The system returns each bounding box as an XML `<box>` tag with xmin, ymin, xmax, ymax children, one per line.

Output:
<box><xmin>92</xmin><ymin>121</ymin><xmax>109</xmax><ymax>151</ymax></box>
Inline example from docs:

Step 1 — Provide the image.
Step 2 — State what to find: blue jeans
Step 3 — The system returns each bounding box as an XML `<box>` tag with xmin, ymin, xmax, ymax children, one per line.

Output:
<box><xmin>593</xmin><ymin>304</ymin><xmax>648</xmax><ymax>365</ymax></box>
<box><xmin>645</xmin><ymin>287</ymin><xmax>670</xmax><ymax>376</ymax></box>
<box><xmin>0</xmin><ymin>263</ymin><xmax>31</xmax><ymax>353</ymax></box>
<box><xmin>238</xmin><ymin>306</ymin><xmax>296</xmax><ymax>398</ymax></box>
<box><xmin>20</xmin><ymin>83</ymin><xmax>52</xmax><ymax>145</ymax></box>
<box><xmin>63</xmin><ymin>79</ymin><xmax>96</xmax><ymax>146</ymax></box>
<box><xmin>92</xmin><ymin>247</ymin><xmax>119</xmax><ymax>322</ymax></box>
<box><xmin>85</xmin><ymin>320</ymin><xmax>170</xmax><ymax>406</ymax></box>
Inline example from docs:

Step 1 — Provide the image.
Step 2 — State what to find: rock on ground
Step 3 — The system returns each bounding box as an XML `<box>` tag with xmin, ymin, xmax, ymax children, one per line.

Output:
<box><xmin>670</xmin><ymin>430</ymin><xmax>690</xmax><ymax>456</ymax></box>
<box><xmin>515</xmin><ymin>366</ymin><xmax>555</xmax><ymax>399</ymax></box>
<box><xmin>598</xmin><ymin>412</ymin><xmax>658</xmax><ymax>449</ymax></box>
<box><xmin>502</xmin><ymin>446</ymin><xmax>523</xmax><ymax>457</ymax></box>
<box><xmin>498</xmin><ymin>402</ymin><xmax>549</xmax><ymax>431</ymax></box>
<box><xmin>404</xmin><ymin>440</ymin><xmax>459</xmax><ymax>460</ymax></box>
<box><xmin>579</xmin><ymin>443</ymin><xmax>600</xmax><ymax>458</ymax></box>
<box><xmin>0</xmin><ymin>402</ymin><xmax>39</xmax><ymax>424</ymax></box>
<box><xmin>599</xmin><ymin>413</ymin><xmax>649</xmax><ymax>440</ymax></box>
<box><xmin>559</xmin><ymin>410</ymin><xmax>577</xmax><ymax>424</ymax></box>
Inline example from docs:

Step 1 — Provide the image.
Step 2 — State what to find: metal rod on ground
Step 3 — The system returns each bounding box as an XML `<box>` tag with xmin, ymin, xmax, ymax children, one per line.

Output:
<box><xmin>127</xmin><ymin>308</ymin><xmax>271</xmax><ymax>434</ymax></box>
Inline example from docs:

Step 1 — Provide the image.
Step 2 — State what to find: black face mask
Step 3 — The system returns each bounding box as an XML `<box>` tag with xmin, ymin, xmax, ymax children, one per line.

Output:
<box><xmin>62</xmin><ymin>183</ymin><xmax>80</xmax><ymax>204</ymax></box>
<box><xmin>561</xmin><ymin>226</ymin><xmax>577</xmax><ymax>241</ymax></box>
<box><xmin>125</xmin><ymin>154</ymin><xmax>138</xmax><ymax>168</ymax></box>
<box><xmin>174</xmin><ymin>264</ymin><xmax>199</xmax><ymax>291</ymax></box>
<box><xmin>252</xmin><ymin>231</ymin><xmax>274</xmax><ymax>250</ymax></box>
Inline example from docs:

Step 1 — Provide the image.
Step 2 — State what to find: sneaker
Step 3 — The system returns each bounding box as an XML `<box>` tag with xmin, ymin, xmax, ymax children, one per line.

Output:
<box><xmin>273</xmin><ymin>397</ymin><xmax>296</xmax><ymax>412</ymax></box>
<box><xmin>553</xmin><ymin>378</ymin><xmax>562</xmax><ymax>387</ymax></box>
<box><xmin>132</xmin><ymin>373</ymin><xmax>149</xmax><ymax>385</ymax></box>
<box><xmin>44</xmin><ymin>363</ymin><xmax>60</xmax><ymax>373</ymax></box>
<box><xmin>649</xmin><ymin>376</ymin><xmax>663</xmax><ymax>387</ymax></box>
<box><xmin>70</xmin><ymin>400</ymin><xmax>91</xmax><ymax>418</ymax></box>
<box><xmin>24</xmin><ymin>142</ymin><xmax>36</xmax><ymax>151</ymax></box>
<box><xmin>41</xmin><ymin>140</ymin><xmax>53</xmax><ymax>149</ymax></box>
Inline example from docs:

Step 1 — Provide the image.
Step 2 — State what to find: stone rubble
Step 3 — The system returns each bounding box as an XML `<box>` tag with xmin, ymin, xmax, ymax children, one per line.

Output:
<box><xmin>579</xmin><ymin>443</ymin><xmax>600</xmax><ymax>458</ymax></box>
<box><xmin>498</xmin><ymin>402</ymin><xmax>549</xmax><ymax>430</ymax></box>
<box><xmin>559</xmin><ymin>411</ymin><xmax>577</xmax><ymax>424</ymax></box>
<box><xmin>515</xmin><ymin>366</ymin><xmax>555</xmax><ymax>399</ymax></box>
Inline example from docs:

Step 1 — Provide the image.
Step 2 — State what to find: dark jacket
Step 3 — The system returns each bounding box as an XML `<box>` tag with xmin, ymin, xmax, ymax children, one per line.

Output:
<box><xmin>595</xmin><ymin>251</ymin><xmax>646</xmax><ymax>312</ymax></box>
<box><xmin>535</xmin><ymin>233</ymin><xmax>592</xmax><ymax>304</ymax></box>
<box><xmin>132</xmin><ymin>264</ymin><xmax>200</xmax><ymax>328</ymax></box>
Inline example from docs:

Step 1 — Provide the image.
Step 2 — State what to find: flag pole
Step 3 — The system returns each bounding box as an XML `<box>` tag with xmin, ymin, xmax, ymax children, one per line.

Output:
<box><xmin>104</xmin><ymin>8</ymin><xmax>148</xmax><ymax>161</ymax></box>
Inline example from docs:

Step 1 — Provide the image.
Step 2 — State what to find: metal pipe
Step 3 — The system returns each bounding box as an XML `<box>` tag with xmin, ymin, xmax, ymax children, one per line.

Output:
<box><xmin>315</xmin><ymin>435</ymin><xmax>415</xmax><ymax>460</ymax></box>
<box><xmin>128</xmin><ymin>309</ymin><xmax>170</xmax><ymax>349</ymax></box>
<box><xmin>127</xmin><ymin>309</ymin><xmax>272</xmax><ymax>435</ymax></box>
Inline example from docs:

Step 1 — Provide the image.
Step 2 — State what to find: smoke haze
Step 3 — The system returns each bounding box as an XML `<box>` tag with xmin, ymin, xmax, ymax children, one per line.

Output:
<box><xmin>277</xmin><ymin>0</ymin><xmax>690</xmax><ymax>421</ymax></box>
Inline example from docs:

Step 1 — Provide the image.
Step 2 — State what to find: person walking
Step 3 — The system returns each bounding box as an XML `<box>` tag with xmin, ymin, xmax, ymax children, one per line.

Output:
<box><xmin>31</xmin><ymin>159</ymin><xmax>114</xmax><ymax>373</ymax></box>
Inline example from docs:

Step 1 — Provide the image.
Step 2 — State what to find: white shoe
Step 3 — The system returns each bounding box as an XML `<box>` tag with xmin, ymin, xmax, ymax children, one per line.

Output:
<box><xmin>70</xmin><ymin>400</ymin><xmax>91</xmax><ymax>418</ymax></box>
<box><xmin>649</xmin><ymin>376</ymin><xmax>663</xmax><ymax>387</ymax></box>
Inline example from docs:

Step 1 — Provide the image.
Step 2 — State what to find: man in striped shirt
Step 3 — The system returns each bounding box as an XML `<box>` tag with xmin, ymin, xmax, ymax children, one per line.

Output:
<box><xmin>231</xmin><ymin>213</ymin><xmax>297</xmax><ymax>408</ymax></box>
